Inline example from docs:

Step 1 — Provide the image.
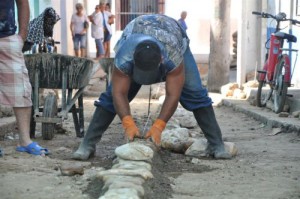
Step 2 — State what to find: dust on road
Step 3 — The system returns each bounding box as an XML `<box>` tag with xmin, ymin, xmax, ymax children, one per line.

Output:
<box><xmin>0</xmin><ymin>83</ymin><xmax>299</xmax><ymax>199</ymax></box>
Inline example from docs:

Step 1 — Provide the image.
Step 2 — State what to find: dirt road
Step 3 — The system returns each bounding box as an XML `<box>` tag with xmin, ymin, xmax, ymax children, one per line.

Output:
<box><xmin>0</xmin><ymin>83</ymin><xmax>299</xmax><ymax>199</ymax></box>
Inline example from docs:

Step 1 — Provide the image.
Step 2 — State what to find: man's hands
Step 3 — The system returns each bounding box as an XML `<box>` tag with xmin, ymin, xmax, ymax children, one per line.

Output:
<box><xmin>122</xmin><ymin>116</ymin><xmax>166</xmax><ymax>146</ymax></box>
<box><xmin>122</xmin><ymin>115</ymin><xmax>140</xmax><ymax>141</ymax></box>
<box><xmin>145</xmin><ymin>119</ymin><xmax>166</xmax><ymax>146</ymax></box>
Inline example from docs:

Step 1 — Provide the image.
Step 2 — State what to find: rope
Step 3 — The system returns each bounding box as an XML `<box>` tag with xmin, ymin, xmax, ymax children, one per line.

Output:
<box><xmin>142</xmin><ymin>83</ymin><xmax>163</xmax><ymax>134</ymax></box>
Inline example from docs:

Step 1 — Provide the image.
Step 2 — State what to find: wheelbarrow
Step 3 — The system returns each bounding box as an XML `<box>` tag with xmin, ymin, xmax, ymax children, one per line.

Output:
<box><xmin>99</xmin><ymin>58</ymin><xmax>114</xmax><ymax>88</ymax></box>
<box><xmin>24</xmin><ymin>53</ymin><xmax>95</xmax><ymax>140</ymax></box>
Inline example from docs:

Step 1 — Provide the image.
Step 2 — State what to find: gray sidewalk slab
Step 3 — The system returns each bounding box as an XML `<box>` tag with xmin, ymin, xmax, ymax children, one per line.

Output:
<box><xmin>248</xmin><ymin>87</ymin><xmax>300</xmax><ymax>113</ymax></box>
<box><xmin>222</xmin><ymin>98</ymin><xmax>300</xmax><ymax>133</ymax></box>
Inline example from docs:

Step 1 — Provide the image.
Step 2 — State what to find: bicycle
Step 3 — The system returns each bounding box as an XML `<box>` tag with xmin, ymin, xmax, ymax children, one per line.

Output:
<box><xmin>252</xmin><ymin>11</ymin><xmax>300</xmax><ymax>113</ymax></box>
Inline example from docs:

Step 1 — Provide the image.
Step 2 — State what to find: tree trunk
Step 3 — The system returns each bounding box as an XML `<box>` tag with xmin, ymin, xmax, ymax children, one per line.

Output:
<box><xmin>208</xmin><ymin>0</ymin><xmax>231</xmax><ymax>92</ymax></box>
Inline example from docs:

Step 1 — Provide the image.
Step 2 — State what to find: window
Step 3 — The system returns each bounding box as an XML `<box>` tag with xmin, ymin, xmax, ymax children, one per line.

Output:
<box><xmin>297</xmin><ymin>0</ymin><xmax>300</xmax><ymax>16</ymax></box>
<box><xmin>115</xmin><ymin>0</ymin><xmax>165</xmax><ymax>30</ymax></box>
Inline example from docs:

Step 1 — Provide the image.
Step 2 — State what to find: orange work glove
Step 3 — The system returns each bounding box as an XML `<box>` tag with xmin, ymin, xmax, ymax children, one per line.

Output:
<box><xmin>122</xmin><ymin>115</ymin><xmax>140</xmax><ymax>141</ymax></box>
<box><xmin>144</xmin><ymin>119</ymin><xmax>166</xmax><ymax>146</ymax></box>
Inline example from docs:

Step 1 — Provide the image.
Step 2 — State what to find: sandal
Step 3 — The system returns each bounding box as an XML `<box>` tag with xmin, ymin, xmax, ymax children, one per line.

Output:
<box><xmin>16</xmin><ymin>142</ymin><xmax>49</xmax><ymax>155</ymax></box>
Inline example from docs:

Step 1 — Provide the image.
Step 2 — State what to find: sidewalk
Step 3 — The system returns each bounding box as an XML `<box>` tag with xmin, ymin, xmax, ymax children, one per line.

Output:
<box><xmin>208</xmin><ymin>91</ymin><xmax>300</xmax><ymax>134</ymax></box>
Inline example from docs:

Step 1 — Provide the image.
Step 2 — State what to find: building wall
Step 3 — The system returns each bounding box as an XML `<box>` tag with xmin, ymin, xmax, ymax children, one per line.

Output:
<box><xmin>284</xmin><ymin>0</ymin><xmax>300</xmax><ymax>87</ymax></box>
<box><xmin>30</xmin><ymin>0</ymin><xmax>238</xmax><ymax>62</ymax></box>
<box><xmin>161</xmin><ymin>0</ymin><xmax>239</xmax><ymax>63</ymax></box>
<box><xmin>30</xmin><ymin>0</ymin><xmax>299</xmax><ymax>86</ymax></box>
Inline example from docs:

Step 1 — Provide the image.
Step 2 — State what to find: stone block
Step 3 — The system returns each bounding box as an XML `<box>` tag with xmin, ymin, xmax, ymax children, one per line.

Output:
<box><xmin>99</xmin><ymin>188</ymin><xmax>139</xmax><ymax>199</ymax></box>
<box><xmin>97</xmin><ymin>168</ymin><xmax>153</xmax><ymax>180</ymax></box>
<box><xmin>221</xmin><ymin>83</ymin><xmax>239</xmax><ymax>97</ymax></box>
<box><xmin>278</xmin><ymin>112</ymin><xmax>289</xmax><ymax>117</ymax></box>
<box><xmin>115</xmin><ymin>142</ymin><xmax>153</xmax><ymax>161</ymax></box>
<box><xmin>292</xmin><ymin>110</ymin><xmax>300</xmax><ymax>118</ymax></box>
<box><xmin>161</xmin><ymin>128</ymin><xmax>191</xmax><ymax>153</ymax></box>
<box><xmin>59</xmin><ymin>163</ymin><xmax>84</xmax><ymax>176</ymax></box>
<box><xmin>185</xmin><ymin>138</ymin><xmax>238</xmax><ymax>157</ymax></box>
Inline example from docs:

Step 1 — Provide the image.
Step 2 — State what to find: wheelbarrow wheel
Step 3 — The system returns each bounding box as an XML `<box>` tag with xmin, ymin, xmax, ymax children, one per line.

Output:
<box><xmin>42</xmin><ymin>93</ymin><xmax>58</xmax><ymax>140</ymax></box>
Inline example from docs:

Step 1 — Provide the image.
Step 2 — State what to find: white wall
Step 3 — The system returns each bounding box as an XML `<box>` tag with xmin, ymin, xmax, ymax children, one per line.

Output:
<box><xmin>292</xmin><ymin>1</ymin><xmax>300</xmax><ymax>87</ymax></box>
<box><xmin>165</xmin><ymin>0</ymin><xmax>211</xmax><ymax>60</ymax></box>
<box><xmin>164</xmin><ymin>0</ymin><xmax>239</xmax><ymax>63</ymax></box>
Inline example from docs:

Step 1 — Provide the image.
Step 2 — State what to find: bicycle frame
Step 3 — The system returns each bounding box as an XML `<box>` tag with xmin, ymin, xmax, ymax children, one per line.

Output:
<box><xmin>261</xmin><ymin>34</ymin><xmax>282</xmax><ymax>81</ymax></box>
<box><xmin>259</xmin><ymin>34</ymin><xmax>292</xmax><ymax>85</ymax></box>
<box><xmin>280</xmin><ymin>54</ymin><xmax>291</xmax><ymax>83</ymax></box>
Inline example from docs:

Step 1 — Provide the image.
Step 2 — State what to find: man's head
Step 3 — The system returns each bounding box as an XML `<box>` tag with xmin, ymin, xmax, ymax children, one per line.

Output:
<box><xmin>105</xmin><ymin>3</ymin><xmax>111</xmax><ymax>11</ymax></box>
<box><xmin>75</xmin><ymin>3</ymin><xmax>83</xmax><ymax>14</ymax></box>
<box><xmin>99</xmin><ymin>2</ymin><xmax>106</xmax><ymax>12</ymax></box>
<box><xmin>181</xmin><ymin>11</ymin><xmax>187</xmax><ymax>20</ymax></box>
<box><xmin>133</xmin><ymin>40</ymin><xmax>161</xmax><ymax>85</ymax></box>
<box><xmin>95</xmin><ymin>5</ymin><xmax>100</xmax><ymax>13</ymax></box>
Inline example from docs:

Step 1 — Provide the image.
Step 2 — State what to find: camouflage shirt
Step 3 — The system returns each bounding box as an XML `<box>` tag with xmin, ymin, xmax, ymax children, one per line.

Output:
<box><xmin>0</xmin><ymin>0</ymin><xmax>16</xmax><ymax>38</ymax></box>
<box><xmin>114</xmin><ymin>14</ymin><xmax>189</xmax><ymax>81</ymax></box>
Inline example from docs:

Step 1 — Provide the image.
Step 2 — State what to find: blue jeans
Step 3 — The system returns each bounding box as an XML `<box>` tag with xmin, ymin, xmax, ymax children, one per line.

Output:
<box><xmin>95</xmin><ymin>46</ymin><xmax>212</xmax><ymax>113</ymax></box>
<box><xmin>104</xmin><ymin>30</ymin><xmax>112</xmax><ymax>42</ymax></box>
<box><xmin>95</xmin><ymin>39</ymin><xmax>105</xmax><ymax>57</ymax></box>
<box><xmin>73</xmin><ymin>34</ymin><xmax>87</xmax><ymax>50</ymax></box>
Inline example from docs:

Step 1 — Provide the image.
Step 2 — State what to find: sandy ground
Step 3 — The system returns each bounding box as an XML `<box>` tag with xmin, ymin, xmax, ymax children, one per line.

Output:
<box><xmin>0</xmin><ymin>81</ymin><xmax>299</xmax><ymax>199</ymax></box>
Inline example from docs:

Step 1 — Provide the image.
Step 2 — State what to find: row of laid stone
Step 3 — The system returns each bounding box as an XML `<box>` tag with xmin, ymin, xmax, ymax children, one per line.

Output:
<box><xmin>161</xmin><ymin>128</ymin><xmax>238</xmax><ymax>157</ymax></box>
<box><xmin>161</xmin><ymin>106</ymin><xmax>238</xmax><ymax>157</ymax></box>
<box><xmin>96</xmin><ymin>106</ymin><xmax>237</xmax><ymax>198</ymax></box>
<box><xmin>97</xmin><ymin>141</ymin><xmax>155</xmax><ymax>199</ymax></box>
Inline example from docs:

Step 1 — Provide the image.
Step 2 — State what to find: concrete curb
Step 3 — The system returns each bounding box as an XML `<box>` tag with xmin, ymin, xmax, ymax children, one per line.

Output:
<box><xmin>0</xmin><ymin>116</ymin><xmax>16</xmax><ymax>138</ymax></box>
<box><xmin>222</xmin><ymin>98</ymin><xmax>300</xmax><ymax>134</ymax></box>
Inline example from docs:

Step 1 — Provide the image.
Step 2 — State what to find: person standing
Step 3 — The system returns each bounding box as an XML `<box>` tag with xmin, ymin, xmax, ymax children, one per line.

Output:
<box><xmin>178</xmin><ymin>11</ymin><xmax>188</xmax><ymax>31</ymax></box>
<box><xmin>0</xmin><ymin>0</ymin><xmax>49</xmax><ymax>156</ymax></box>
<box><xmin>100</xmin><ymin>2</ymin><xmax>114</xmax><ymax>58</ymax></box>
<box><xmin>70</xmin><ymin>3</ymin><xmax>89</xmax><ymax>57</ymax></box>
<box><xmin>89</xmin><ymin>5</ymin><xmax>105</xmax><ymax>60</ymax></box>
<box><xmin>72</xmin><ymin>14</ymin><xmax>232</xmax><ymax>160</ymax></box>
<box><xmin>105</xmin><ymin>3</ymin><xmax>115</xmax><ymax>26</ymax></box>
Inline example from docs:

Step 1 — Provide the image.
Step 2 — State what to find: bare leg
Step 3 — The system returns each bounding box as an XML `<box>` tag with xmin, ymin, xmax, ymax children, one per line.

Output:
<box><xmin>103</xmin><ymin>41</ymin><xmax>107</xmax><ymax>58</ymax></box>
<box><xmin>13</xmin><ymin>107</ymin><xmax>32</xmax><ymax>147</ymax></box>
<box><xmin>75</xmin><ymin>50</ymin><xmax>79</xmax><ymax>57</ymax></box>
<box><xmin>95</xmin><ymin>55</ymin><xmax>104</xmax><ymax>61</ymax></box>
<box><xmin>105</xmin><ymin>41</ymin><xmax>111</xmax><ymax>58</ymax></box>
<box><xmin>81</xmin><ymin>48</ymin><xmax>86</xmax><ymax>58</ymax></box>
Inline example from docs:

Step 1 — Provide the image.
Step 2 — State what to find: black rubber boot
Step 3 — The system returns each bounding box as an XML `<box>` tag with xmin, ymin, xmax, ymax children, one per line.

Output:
<box><xmin>72</xmin><ymin>106</ymin><xmax>115</xmax><ymax>160</ymax></box>
<box><xmin>193</xmin><ymin>105</ymin><xmax>232</xmax><ymax>159</ymax></box>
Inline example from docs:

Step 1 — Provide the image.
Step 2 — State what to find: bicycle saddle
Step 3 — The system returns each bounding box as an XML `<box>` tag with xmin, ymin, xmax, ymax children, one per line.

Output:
<box><xmin>275</xmin><ymin>32</ymin><xmax>297</xmax><ymax>43</ymax></box>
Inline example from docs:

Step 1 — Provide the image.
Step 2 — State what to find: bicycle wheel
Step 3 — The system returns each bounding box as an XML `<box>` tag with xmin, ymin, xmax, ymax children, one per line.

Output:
<box><xmin>273</xmin><ymin>59</ymin><xmax>288</xmax><ymax>113</ymax></box>
<box><xmin>257</xmin><ymin>79</ymin><xmax>273</xmax><ymax>107</ymax></box>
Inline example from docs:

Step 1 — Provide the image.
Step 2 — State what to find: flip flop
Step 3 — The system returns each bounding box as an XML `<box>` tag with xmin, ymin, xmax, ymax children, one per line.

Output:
<box><xmin>16</xmin><ymin>142</ymin><xmax>49</xmax><ymax>155</ymax></box>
